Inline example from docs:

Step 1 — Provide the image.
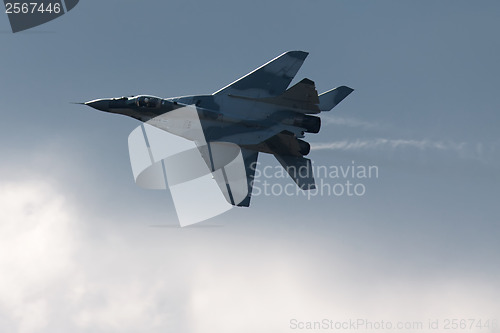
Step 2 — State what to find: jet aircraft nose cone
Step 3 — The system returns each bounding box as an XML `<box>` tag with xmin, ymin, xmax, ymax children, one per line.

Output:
<box><xmin>85</xmin><ymin>99</ymin><xmax>110</xmax><ymax>111</ymax></box>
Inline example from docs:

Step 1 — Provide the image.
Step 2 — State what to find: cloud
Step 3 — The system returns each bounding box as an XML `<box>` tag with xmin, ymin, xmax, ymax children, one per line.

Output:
<box><xmin>0</xmin><ymin>169</ymin><xmax>498</xmax><ymax>333</ymax></box>
<box><xmin>0</xmin><ymin>180</ymin><xmax>78</xmax><ymax>333</ymax></box>
<box><xmin>0</xmin><ymin>176</ymin><xmax>190</xmax><ymax>333</ymax></box>
<box><xmin>186</xmin><ymin>241</ymin><xmax>500</xmax><ymax>333</ymax></box>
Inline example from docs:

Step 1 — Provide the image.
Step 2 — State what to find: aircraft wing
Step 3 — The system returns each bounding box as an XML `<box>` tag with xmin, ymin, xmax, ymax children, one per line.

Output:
<box><xmin>227</xmin><ymin>77</ymin><xmax>354</xmax><ymax>115</ymax></box>
<box><xmin>196</xmin><ymin>142</ymin><xmax>259</xmax><ymax>207</ymax></box>
<box><xmin>213</xmin><ymin>51</ymin><xmax>308</xmax><ymax>98</ymax></box>
<box><xmin>229</xmin><ymin>78</ymin><xmax>321</xmax><ymax>114</ymax></box>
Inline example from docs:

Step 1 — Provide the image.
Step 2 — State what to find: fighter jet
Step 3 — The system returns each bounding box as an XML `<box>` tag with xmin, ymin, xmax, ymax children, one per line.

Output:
<box><xmin>85</xmin><ymin>51</ymin><xmax>353</xmax><ymax>207</ymax></box>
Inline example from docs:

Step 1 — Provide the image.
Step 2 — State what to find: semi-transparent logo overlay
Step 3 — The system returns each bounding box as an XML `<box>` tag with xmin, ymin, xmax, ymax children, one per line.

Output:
<box><xmin>128</xmin><ymin>105</ymin><xmax>379</xmax><ymax>227</ymax></box>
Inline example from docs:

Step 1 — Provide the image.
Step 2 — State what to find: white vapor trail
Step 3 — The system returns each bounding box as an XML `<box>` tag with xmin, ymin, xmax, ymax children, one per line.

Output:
<box><xmin>321</xmin><ymin>116</ymin><xmax>380</xmax><ymax>129</ymax></box>
<box><xmin>311</xmin><ymin>138</ymin><xmax>466</xmax><ymax>152</ymax></box>
<box><xmin>310</xmin><ymin>138</ymin><xmax>498</xmax><ymax>163</ymax></box>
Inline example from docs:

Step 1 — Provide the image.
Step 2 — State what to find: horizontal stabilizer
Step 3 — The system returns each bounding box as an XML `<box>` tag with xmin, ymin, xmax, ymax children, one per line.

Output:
<box><xmin>318</xmin><ymin>86</ymin><xmax>354</xmax><ymax>111</ymax></box>
<box><xmin>274</xmin><ymin>154</ymin><xmax>316</xmax><ymax>190</ymax></box>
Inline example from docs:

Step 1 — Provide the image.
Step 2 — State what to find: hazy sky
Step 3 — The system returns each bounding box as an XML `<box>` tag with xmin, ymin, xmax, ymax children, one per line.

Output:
<box><xmin>1</xmin><ymin>1</ymin><xmax>499</xmax><ymax>332</ymax></box>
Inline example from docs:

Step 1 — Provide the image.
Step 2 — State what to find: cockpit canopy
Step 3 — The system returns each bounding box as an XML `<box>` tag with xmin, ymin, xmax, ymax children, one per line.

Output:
<box><xmin>135</xmin><ymin>95</ymin><xmax>161</xmax><ymax>108</ymax></box>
